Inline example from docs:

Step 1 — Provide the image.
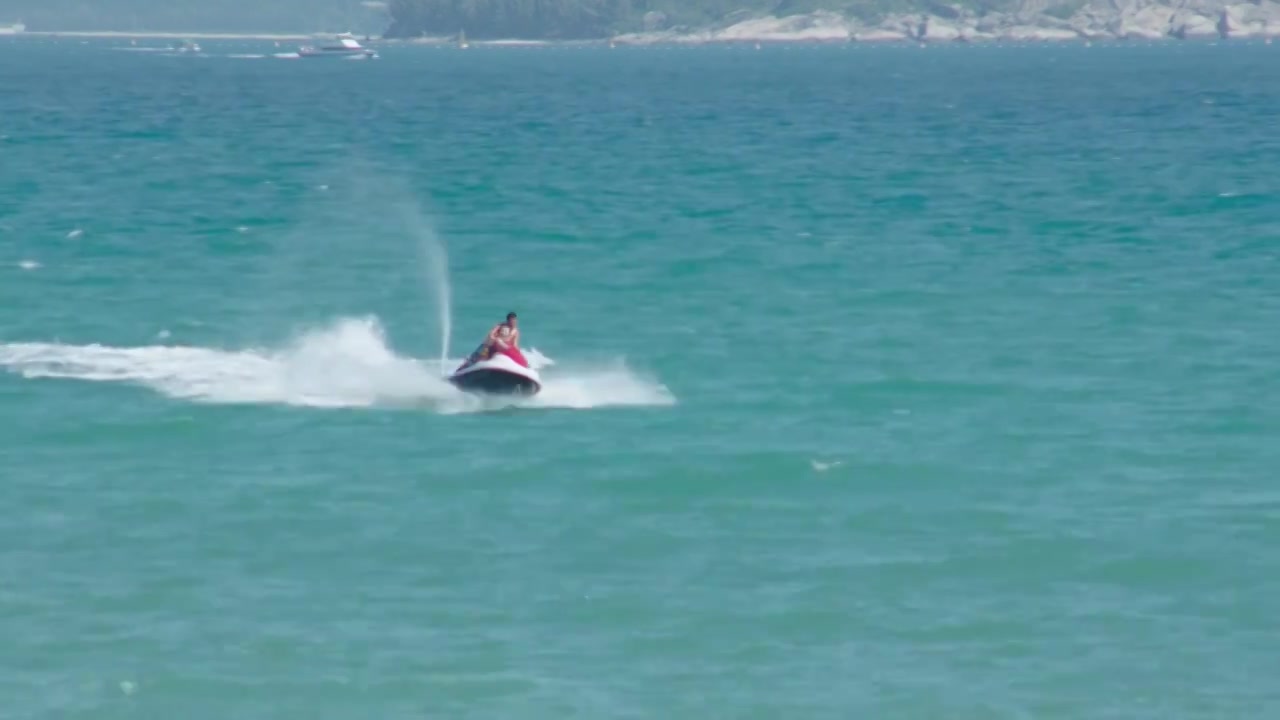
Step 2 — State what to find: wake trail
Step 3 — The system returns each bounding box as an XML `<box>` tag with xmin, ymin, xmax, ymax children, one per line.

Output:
<box><xmin>0</xmin><ymin>317</ymin><xmax>675</xmax><ymax>414</ymax></box>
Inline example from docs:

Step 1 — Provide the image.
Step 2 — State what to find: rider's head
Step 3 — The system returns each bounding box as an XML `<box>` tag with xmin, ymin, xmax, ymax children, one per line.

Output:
<box><xmin>506</xmin><ymin>312</ymin><xmax>517</xmax><ymax>327</ymax></box>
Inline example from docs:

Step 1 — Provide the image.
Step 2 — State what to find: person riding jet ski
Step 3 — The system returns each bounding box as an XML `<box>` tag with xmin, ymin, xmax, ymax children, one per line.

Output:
<box><xmin>449</xmin><ymin>311</ymin><xmax>540</xmax><ymax>395</ymax></box>
<box><xmin>459</xmin><ymin>312</ymin><xmax>527</xmax><ymax>370</ymax></box>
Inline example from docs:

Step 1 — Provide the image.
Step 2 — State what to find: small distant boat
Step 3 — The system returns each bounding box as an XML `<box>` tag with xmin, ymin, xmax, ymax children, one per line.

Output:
<box><xmin>298</xmin><ymin>34</ymin><xmax>377</xmax><ymax>59</ymax></box>
<box><xmin>0</xmin><ymin>21</ymin><xmax>25</xmax><ymax>36</ymax></box>
<box><xmin>170</xmin><ymin>39</ymin><xmax>202</xmax><ymax>53</ymax></box>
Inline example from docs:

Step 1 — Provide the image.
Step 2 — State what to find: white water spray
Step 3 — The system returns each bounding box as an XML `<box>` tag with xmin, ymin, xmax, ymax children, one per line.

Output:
<box><xmin>0</xmin><ymin>317</ymin><xmax>676</xmax><ymax>412</ymax></box>
<box><xmin>394</xmin><ymin>199</ymin><xmax>452</xmax><ymax>376</ymax></box>
<box><xmin>420</xmin><ymin>228</ymin><xmax>451</xmax><ymax>376</ymax></box>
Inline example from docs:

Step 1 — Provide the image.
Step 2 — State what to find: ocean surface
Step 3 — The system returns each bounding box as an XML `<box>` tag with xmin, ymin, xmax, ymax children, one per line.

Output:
<box><xmin>2</xmin><ymin>37</ymin><xmax>1278</xmax><ymax>718</ymax></box>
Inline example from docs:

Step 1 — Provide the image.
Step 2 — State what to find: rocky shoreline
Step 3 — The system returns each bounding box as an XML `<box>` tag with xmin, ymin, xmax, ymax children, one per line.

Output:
<box><xmin>605</xmin><ymin>2</ymin><xmax>1280</xmax><ymax>44</ymax></box>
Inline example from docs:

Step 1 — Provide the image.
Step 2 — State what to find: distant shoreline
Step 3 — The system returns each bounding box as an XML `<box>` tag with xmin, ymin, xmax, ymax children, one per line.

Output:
<box><xmin>18</xmin><ymin>31</ymin><xmax>315</xmax><ymax>41</ymax></box>
<box><xmin>9</xmin><ymin>27</ymin><xmax>1280</xmax><ymax>46</ymax></box>
<box><xmin>379</xmin><ymin>5</ymin><xmax>1280</xmax><ymax>45</ymax></box>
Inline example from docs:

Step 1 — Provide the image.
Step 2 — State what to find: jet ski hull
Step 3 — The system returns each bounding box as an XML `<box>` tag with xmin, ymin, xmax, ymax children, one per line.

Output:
<box><xmin>447</xmin><ymin>354</ymin><xmax>542</xmax><ymax>396</ymax></box>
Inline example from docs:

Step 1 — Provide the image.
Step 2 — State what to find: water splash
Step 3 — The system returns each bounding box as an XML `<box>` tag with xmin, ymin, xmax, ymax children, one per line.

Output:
<box><xmin>413</xmin><ymin>218</ymin><xmax>451</xmax><ymax>377</ymax></box>
<box><xmin>0</xmin><ymin>317</ymin><xmax>675</xmax><ymax>413</ymax></box>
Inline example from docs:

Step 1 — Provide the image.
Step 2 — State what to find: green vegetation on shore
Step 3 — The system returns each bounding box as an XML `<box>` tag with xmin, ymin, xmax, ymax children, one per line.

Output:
<box><xmin>382</xmin><ymin>0</ymin><xmax>1019</xmax><ymax>39</ymax></box>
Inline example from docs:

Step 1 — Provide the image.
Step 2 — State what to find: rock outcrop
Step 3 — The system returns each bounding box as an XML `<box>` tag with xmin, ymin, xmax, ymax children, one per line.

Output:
<box><xmin>388</xmin><ymin>0</ymin><xmax>1280</xmax><ymax>42</ymax></box>
<box><xmin>611</xmin><ymin>0</ymin><xmax>1280</xmax><ymax>44</ymax></box>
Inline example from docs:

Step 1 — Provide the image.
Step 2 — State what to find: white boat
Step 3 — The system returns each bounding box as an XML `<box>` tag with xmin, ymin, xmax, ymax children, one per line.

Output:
<box><xmin>448</xmin><ymin>350</ymin><xmax>541</xmax><ymax>396</ymax></box>
<box><xmin>170</xmin><ymin>39</ymin><xmax>202</xmax><ymax>53</ymax></box>
<box><xmin>0</xmin><ymin>22</ymin><xmax>25</xmax><ymax>36</ymax></box>
<box><xmin>298</xmin><ymin>35</ymin><xmax>377</xmax><ymax>59</ymax></box>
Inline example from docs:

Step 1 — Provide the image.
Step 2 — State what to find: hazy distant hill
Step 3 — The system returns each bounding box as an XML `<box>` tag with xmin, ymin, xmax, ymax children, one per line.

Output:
<box><xmin>382</xmin><ymin>0</ymin><xmax>1280</xmax><ymax>41</ymax></box>
<box><xmin>4</xmin><ymin>0</ymin><xmax>389</xmax><ymax>34</ymax></box>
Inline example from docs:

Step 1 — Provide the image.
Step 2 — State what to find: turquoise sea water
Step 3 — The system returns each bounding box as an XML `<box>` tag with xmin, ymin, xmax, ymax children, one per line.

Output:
<box><xmin>2</xmin><ymin>37</ymin><xmax>1278</xmax><ymax>718</ymax></box>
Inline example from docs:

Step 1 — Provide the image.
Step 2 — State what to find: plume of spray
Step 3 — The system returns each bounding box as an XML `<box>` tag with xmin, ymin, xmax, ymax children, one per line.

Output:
<box><xmin>315</xmin><ymin>161</ymin><xmax>453</xmax><ymax>374</ymax></box>
<box><xmin>418</xmin><ymin>221</ymin><xmax>451</xmax><ymax>376</ymax></box>
<box><xmin>388</xmin><ymin>198</ymin><xmax>451</xmax><ymax>376</ymax></box>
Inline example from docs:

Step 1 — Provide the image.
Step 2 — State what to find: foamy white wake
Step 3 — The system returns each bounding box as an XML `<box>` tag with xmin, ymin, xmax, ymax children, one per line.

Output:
<box><xmin>0</xmin><ymin>317</ymin><xmax>675</xmax><ymax>413</ymax></box>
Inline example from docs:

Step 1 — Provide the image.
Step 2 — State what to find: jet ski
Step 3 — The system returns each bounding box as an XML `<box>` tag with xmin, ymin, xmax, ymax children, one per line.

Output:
<box><xmin>447</xmin><ymin>345</ymin><xmax>541</xmax><ymax>396</ymax></box>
